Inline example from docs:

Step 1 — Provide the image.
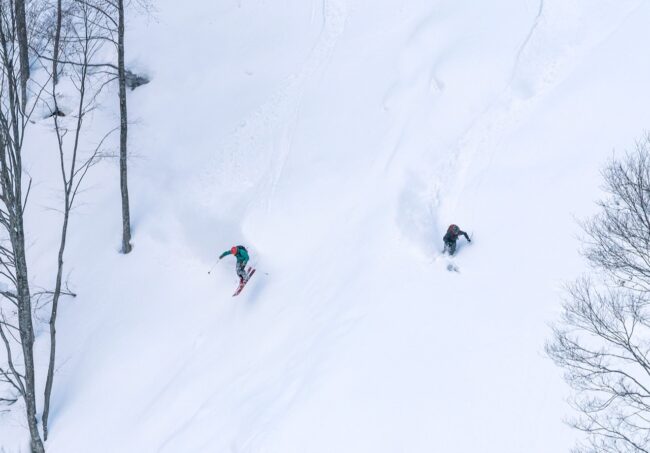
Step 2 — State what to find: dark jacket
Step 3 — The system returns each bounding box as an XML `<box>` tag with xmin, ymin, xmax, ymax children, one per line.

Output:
<box><xmin>443</xmin><ymin>226</ymin><xmax>469</xmax><ymax>243</ymax></box>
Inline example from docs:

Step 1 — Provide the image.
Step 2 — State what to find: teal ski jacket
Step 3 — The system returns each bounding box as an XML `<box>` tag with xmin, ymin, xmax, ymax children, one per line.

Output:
<box><xmin>220</xmin><ymin>246</ymin><xmax>249</xmax><ymax>263</ymax></box>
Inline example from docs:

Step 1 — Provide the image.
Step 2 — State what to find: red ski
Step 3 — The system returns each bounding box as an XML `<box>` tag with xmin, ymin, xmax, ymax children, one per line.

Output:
<box><xmin>233</xmin><ymin>268</ymin><xmax>256</xmax><ymax>297</ymax></box>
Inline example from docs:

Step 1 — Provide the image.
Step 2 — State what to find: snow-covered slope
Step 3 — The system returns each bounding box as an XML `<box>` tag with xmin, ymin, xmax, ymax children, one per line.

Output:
<box><xmin>4</xmin><ymin>0</ymin><xmax>650</xmax><ymax>451</ymax></box>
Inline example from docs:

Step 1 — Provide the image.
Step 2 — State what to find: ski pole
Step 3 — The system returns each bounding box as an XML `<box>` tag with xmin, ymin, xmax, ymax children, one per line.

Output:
<box><xmin>207</xmin><ymin>258</ymin><xmax>220</xmax><ymax>274</ymax></box>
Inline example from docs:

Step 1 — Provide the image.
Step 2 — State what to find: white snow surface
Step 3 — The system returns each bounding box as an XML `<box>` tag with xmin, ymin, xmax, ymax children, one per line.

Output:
<box><xmin>3</xmin><ymin>0</ymin><xmax>650</xmax><ymax>451</ymax></box>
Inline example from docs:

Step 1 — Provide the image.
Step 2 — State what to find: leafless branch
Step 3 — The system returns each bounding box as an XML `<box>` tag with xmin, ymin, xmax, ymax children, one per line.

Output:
<box><xmin>548</xmin><ymin>135</ymin><xmax>650</xmax><ymax>452</ymax></box>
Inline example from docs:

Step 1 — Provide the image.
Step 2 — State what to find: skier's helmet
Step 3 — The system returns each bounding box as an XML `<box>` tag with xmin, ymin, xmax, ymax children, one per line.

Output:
<box><xmin>231</xmin><ymin>246</ymin><xmax>238</xmax><ymax>255</ymax></box>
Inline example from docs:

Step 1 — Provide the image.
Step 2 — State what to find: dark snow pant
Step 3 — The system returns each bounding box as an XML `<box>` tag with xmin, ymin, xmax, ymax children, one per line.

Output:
<box><xmin>236</xmin><ymin>260</ymin><xmax>249</xmax><ymax>281</ymax></box>
<box><xmin>444</xmin><ymin>240</ymin><xmax>457</xmax><ymax>256</ymax></box>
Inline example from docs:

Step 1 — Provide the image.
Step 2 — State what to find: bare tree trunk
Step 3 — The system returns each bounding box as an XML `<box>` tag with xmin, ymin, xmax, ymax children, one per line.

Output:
<box><xmin>0</xmin><ymin>5</ymin><xmax>45</xmax><ymax>453</ymax></box>
<box><xmin>0</xmin><ymin>6</ymin><xmax>43</xmax><ymax>447</ymax></box>
<box><xmin>52</xmin><ymin>0</ymin><xmax>62</xmax><ymax>85</ymax></box>
<box><xmin>42</xmin><ymin>183</ymin><xmax>69</xmax><ymax>442</ymax></box>
<box><xmin>13</xmin><ymin>215</ymin><xmax>44</xmax><ymax>453</ymax></box>
<box><xmin>14</xmin><ymin>0</ymin><xmax>29</xmax><ymax>106</ymax></box>
<box><xmin>42</xmin><ymin>1</ymin><xmax>67</xmax><ymax>437</ymax></box>
<box><xmin>0</xmin><ymin>149</ymin><xmax>44</xmax><ymax>453</ymax></box>
<box><xmin>117</xmin><ymin>0</ymin><xmax>132</xmax><ymax>254</ymax></box>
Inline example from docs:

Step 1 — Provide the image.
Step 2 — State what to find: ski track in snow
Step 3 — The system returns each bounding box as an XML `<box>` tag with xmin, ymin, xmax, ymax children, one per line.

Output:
<box><xmin>153</xmin><ymin>286</ymin><xmax>360</xmax><ymax>452</ymax></box>
<box><xmin>427</xmin><ymin>0</ymin><xmax>645</xmax><ymax>240</ymax></box>
<box><xmin>266</xmin><ymin>0</ymin><xmax>348</xmax><ymax>210</ymax></box>
<box><xmin>379</xmin><ymin>6</ymin><xmax>445</xmax><ymax>173</ymax></box>
<box><xmin>508</xmin><ymin>0</ymin><xmax>545</xmax><ymax>88</ymax></box>
<box><xmin>370</xmin><ymin>0</ymin><xmax>644</xmax><ymax>265</ymax></box>
<box><xmin>198</xmin><ymin>0</ymin><xmax>348</xmax><ymax>217</ymax></box>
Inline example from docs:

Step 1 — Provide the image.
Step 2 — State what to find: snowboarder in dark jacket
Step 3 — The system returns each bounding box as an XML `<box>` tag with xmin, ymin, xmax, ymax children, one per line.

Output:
<box><xmin>443</xmin><ymin>224</ymin><xmax>470</xmax><ymax>256</ymax></box>
<box><xmin>219</xmin><ymin>245</ymin><xmax>250</xmax><ymax>283</ymax></box>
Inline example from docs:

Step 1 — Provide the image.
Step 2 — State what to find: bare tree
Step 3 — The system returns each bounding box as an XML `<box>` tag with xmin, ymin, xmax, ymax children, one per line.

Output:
<box><xmin>117</xmin><ymin>0</ymin><xmax>131</xmax><ymax>253</ymax></box>
<box><xmin>0</xmin><ymin>0</ymin><xmax>144</xmax><ymax>445</ymax></box>
<box><xmin>69</xmin><ymin>0</ymin><xmax>133</xmax><ymax>253</ymax></box>
<box><xmin>548</xmin><ymin>137</ymin><xmax>650</xmax><ymax>453</ymax></box>
<box><xmin>39</xmin><ymin>0</ymin><xmax>112</xmax><ymax>439</ymax></box>
<box><xmin>0</xmin><ymin>1</ymin><xmax>45</xmax><ymax>450</ymax></box>
<box><xmin>30</xmin><ymin>0</ymin><xmax>140</xmax><ymax>255</ymax></box>
<box><xmin>0</xmin><ymin>0</ymin><xmax>111</xmax><ymax>447</ymax></box>
<box><xmin>70</xmin><ymin>0</ymin><xmax>137</xmax><ymax>253</ymax></box>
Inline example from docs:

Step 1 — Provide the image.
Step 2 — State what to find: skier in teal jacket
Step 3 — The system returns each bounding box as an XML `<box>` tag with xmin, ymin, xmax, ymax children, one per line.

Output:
<box><xmin>219</xmin><ymin>245</ymin><xmax>250</xmax><ymax>283</ymax></box>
